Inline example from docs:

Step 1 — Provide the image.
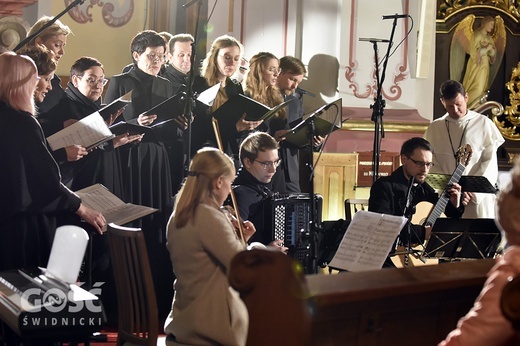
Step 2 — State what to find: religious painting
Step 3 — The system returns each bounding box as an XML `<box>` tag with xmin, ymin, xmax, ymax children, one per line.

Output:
<box><xmin>449</xmin><ymin>14</ymin><xmax>506</xmax><ymax>108</ymax></box>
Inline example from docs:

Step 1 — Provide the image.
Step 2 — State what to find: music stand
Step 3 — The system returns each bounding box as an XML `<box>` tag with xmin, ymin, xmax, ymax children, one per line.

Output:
<box><xmin>423</xmin><ymin>218</ymin><xmax>501</xmax><ymax>261</ymax></box>
<box><xmin>283</xmin><ymin>99</ymin><xmax>342</xmax><ymax>148</ymax></box>
<box><xmin>426</xmin><ymin>174</ymin><xmax>498</xmax><ymax>194</ymax></box>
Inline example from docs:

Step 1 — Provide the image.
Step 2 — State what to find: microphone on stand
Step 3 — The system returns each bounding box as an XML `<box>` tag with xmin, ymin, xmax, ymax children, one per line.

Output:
<box><xmin>183</xmin><ymin>0</ymin><xmax>202</xmax><ymax>9</ymax></box>
<box><xmin>359</xmin><ymin>38</ymin><xmax>390</xmax><ymax>43</ymax></box>
<box><xmin>382</xmin><ymin>14</ymin><xmax>409</xmax><ymax>20</ymax></box>
<box><xmin>403</xmin><ymin>176</ymin><xmax>415</xmax><ymax>219</ymax></box>
<box><xmin>296</xmin><ymin>87</ymin><xmax>316</xmax><ymax>98</ymax></box>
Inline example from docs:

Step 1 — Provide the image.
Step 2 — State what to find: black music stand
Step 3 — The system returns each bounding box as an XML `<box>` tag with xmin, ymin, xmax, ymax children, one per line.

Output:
<box><xmin>423</xmin><ymin>218</ymin><xmax>501</xmax><ymax>261</ymax></box>
<box><xmin>426</xmin><ymin>174</ymin><xmax>498</xmax><ymax>194</ymax></box>
<box><xmin>283</xmin><ymin>99</ymin><xmax>342</xmax><ymax>148</ymax></box>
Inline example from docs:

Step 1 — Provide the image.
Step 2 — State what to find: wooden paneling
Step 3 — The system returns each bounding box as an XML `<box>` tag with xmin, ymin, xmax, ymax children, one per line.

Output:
<box><xmin>314</xmin><ymin>153</ymin><xmax>358</xmax><ymax>221</ymax></box>
<box><xmin>306</xmin><ymin>259</ymin><xmax>494</xmax><ymax>346</ymax></box>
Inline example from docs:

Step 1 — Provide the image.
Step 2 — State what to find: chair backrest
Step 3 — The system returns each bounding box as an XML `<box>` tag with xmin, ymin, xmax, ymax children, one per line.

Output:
<box><xmin>47</xmin><ymin>225</ymin><xmax>89</xmax><ymax>284</ymax></box>
<box><xmin>344</xmin><ymin>198</ymin><xmax>369</xmax><ymax>220</ymax></box>
<box><xmin>229</xmin><ymin>249</ymin><xmax>311</xmax><ymax>346</ymax></box>
<box><xmin>107</xmin><ymin>223</ymin><xmax>158</xmax><ymax>346</ymax></box>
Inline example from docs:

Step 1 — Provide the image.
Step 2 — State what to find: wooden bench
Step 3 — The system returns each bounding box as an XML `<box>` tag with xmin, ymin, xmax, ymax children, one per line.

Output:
<box><xmin>229</xmin><ymin>250</ymin><xmax>494</xmax><ymax>346</ymax></box>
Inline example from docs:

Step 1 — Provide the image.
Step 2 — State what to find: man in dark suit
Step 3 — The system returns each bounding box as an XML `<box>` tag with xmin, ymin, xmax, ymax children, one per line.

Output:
<box><xmin>368</xmin><ymin>137</ymin><xmax>467</xmax><ymax>267</ymax></box>
<box><xmin>162</xmin><ymin>33</ymin><xmax>194</xmax><ymax>93</ymax></box>
<box><xmin>271</xmin><ymin>56</ymin><xmax>323</xmax><ymax>193</ymax></box>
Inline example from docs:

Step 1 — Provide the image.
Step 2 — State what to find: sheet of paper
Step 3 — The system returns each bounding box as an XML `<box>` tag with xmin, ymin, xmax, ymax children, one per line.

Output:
<box><xmin>197</xmin><ymin>83</ymin><xmax>220</xmax><ymax>106</ymax></box>
<box><xmin>46</xmin><ymin>112</ymin><xmax>113</xmax><ymax>151</ymax></box>
<box><xmin>329</xmin><ymin>211</ymin><xmax>407</xmax><ymax>272</ymax></box>
<box><xmin>75</xmin><ymin>184</ymin><xmax>158</xmax><ymax>225</ymax></box>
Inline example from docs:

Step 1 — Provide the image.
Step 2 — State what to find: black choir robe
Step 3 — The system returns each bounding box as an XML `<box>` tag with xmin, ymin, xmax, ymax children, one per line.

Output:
<box><xmin>41</xmin><ymin>82</ymin><xmax>124</xmax><ymax>198</ymax></box>
<box><xmin>191</xmin><ymin>76</ymin><xmax>245</xmax><ymax>167</ymax></box>
<box><xmin>104</xmin><ymin>66</ymin><xmax>174</xmax><ymax>321</ymax></box>
<box><xmin>0</xmin><ymin>102</ymin><xmax>81</xmax><ymax>271</ymax></box>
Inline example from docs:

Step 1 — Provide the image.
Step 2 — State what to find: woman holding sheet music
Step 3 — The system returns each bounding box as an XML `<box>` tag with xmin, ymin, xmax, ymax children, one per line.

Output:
<box><xmin>43</xmin><ymin>57</ymin><xmax>139</xmax><ymax>198</ymax></box>
<box><xmin>104</xmin><ymin>30</ymin><xmax>175</xmax><ymax>321</ymax></box>
<box><xmin>191</xmin><ymin>35</ymin><xmax>263</xmax><ymax>166</ymax></box>
<box><xmin>244</xmin><ymin>51</ymin><xmax>286</xmax><ymax>131</ymax></box>
<box><xmin>19</xmin><ymin>44</ymin><xmax>88</xmax><ymax>184</ymax></box>
<box><xmin>0</xmin><ymin>52</ymin><xmax>105</xmax><ymax>271</ymax></box>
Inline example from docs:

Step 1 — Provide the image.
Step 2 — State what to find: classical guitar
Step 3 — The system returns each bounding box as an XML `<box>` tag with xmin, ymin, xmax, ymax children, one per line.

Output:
<box><xmin>411</xmin><ymin>144</ymin><xmax>473</xmax><ymax>227</ymax></box>
<box><xmin>393</xmin><ymin>144</ymin><xmax>472</xmax><ymax>268</ymax></box>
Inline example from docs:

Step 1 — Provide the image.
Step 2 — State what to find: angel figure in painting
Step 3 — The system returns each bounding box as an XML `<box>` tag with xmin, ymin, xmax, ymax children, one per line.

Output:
<box><xmin>450</xmin><ymin>15</ymin><xmax>506</xmax><ymax>107</ymax></box>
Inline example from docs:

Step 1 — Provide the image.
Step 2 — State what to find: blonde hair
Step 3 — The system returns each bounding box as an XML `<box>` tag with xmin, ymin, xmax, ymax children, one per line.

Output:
<box><xmin>18</xmin><ymin>44</ymin><xmax>57</xmax><ymax>76</ymax></box>
<box><xmin>173</xmin><ymin>148</ymin><xmax>235</xmax><ymax>228</ymax></box>
<box><xmin>201</xmin><ymin>35</ymin><xmax>243</xmax><ymax>111</ymax></box>
<box><xmin>0</xmin><ymin>52</ymin><xmax>37</xmax><ymax>114</ymax></box>
<box><xmin>26</xmin><ymin>16</ymin><xmax>72</xmax><ymax>47</ymax></box>
<box><xmin>246</xmin><ymin>52</ymin><xmax>285</xmax><ymax>118</ymax></box>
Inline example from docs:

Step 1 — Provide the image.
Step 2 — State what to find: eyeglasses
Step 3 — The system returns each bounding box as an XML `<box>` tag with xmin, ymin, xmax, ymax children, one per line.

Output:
<box><xmin>406</xmin><ymin>156</ymin><xmax>434</xmax><ymax>168</ymax></box>
<box><xmin>78</xmin><ymin>76</ymin><xmax>108</xmax><ymax>87</ymax></box>
<box><xmin>266</xmin><ymin>67</ymin><xmax>281</xmax><ymax>75</ymax></box>
<box><xmin>145</xmin><ymin>53</ymin><xmax>166</xmax><ymax>62</ymax></box>
<box><xmin>254</xmin><ymin>159</ymin><xmax>281</xmax><ymax>170</ymax></box>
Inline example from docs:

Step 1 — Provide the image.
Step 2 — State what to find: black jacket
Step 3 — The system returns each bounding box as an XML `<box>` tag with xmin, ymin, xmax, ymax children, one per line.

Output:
<box><xmin>369</xmin><ymin>166</ymin><xmax>464</xmax><ymax>250</ymax></box>
<box><xmin>232</xmin><ymin>168</ymin><xmax>274</xmax><ymax>245</ymax></box>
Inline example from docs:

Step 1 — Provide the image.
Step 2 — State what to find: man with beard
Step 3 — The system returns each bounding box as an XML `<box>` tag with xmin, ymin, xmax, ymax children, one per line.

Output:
<box><xmin>368</xmin><ymin>137</ymin><xmax>467</xmax><ymax>267</ymax></box>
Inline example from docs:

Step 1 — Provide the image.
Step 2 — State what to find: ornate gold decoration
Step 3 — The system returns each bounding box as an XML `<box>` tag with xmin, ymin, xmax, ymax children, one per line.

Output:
<box><xmin>66</xmin><ymin>0</ymin><xmax>134</xmax><ymax>27</ymax></box>
<box><xmin>438</xmin><ymin>1</ymin><xmax>520</xmax><ymax>22</ymax></box>
<box><xmin>494</xmin><ymin>61</ymin><xmax>520</xmax><ymax>141</ymax></box>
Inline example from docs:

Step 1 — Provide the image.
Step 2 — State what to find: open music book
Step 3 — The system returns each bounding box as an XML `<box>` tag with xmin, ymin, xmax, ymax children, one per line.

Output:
<box><xmin>283</xmin><ymin>98</ymin><xmax>342</xmax><ymax>148</ymax></box>
<box><xmin>329</xmin><ymin>211</ymin><xmax>407</xmax><ymax>272</ymax></box>
<box><xmin>196</xmin><ymin>83</ymin><xmax>220</xmax><ymax>107</ymax></box>
<box><xmin>75</xmin><ymin>184</ymin><xmax>158</xmax><ymax>225</ymax></box>
<box><xmin>99</xmin><ymin>90</ymin><xmax>132</xmax><ymax>120</ymax></box>
<box><xmin>141</xmin><ymin>92</ymin><xmax>185</xmax><ymax>124</ymax></box>
<box><xmin>46</xmin><ymin>112</ymin><xmax>115</xmax><ymax>151</ymax></box>
<box><xmin>212</xmin><ymin>93</ymin><xmax>294</xmax><ymax>123</ymax></box>
<box><xmin>109</xmin><ymin>121</ymin><xmax>153</xmax><ymax>136</ymax></box>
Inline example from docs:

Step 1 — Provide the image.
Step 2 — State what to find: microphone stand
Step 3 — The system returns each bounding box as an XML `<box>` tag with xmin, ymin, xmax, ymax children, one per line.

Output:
<box><xmin>401</xmin><ymin>176</ymin><xmax>415</xmax><ymax>267</ymax></box>
<box><xmin>306</xmin><ymin>116</ymin><xmax>319</xmax><ymax>274</ymax></box>
<box><xmin>182</xmin><ymin>0</ymin><xmax>204</xmax><ymax>177</ymax></box>
<box><xmin>366</xmin><ymin>17</ymin><xmax>398</xmax><ymax>183</ymax></box>
<box><xmin>14</xmin><ymin>0</ymin><xmax>86</xmax><ymax>52</ymax></box>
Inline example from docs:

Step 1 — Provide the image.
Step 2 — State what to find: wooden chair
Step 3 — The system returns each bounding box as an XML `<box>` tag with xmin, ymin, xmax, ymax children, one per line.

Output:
<box><xmin>229</xmin><ymin>249</ymin><xmax>311</xmax><ymax>346</ymax></box>
<box><xmin>344</xmin><ymin>198</ymin><xmax>369</xmax><ymax>220</ymax></box>
<box><xmin>106</xmin><ymin>223</ymin><xmax>164</xmax><ymax>346</ymax></box>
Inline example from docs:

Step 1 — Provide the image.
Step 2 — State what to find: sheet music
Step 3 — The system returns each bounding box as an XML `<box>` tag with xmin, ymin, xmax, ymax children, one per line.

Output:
<box><xmin>75</xmin><ymin>184</ymin><xmax>158</xmax><ymax>225</ymax></box>
<box><xmin>329</xmin><ymin>211</ymin><xmax>407</xmax><ymax>272</ymax></box>
<box><xmin>46</xmin><ymin>112</ymin><xmax>113</xmax><ymax>151</ymax></box>
<box><xmin>197</xmin><ymin>83</ymin><xmax>220</xmax><ymax>106</ymax></box>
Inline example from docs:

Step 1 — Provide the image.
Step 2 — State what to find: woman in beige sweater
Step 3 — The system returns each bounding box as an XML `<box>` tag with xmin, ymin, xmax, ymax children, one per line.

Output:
<box><xmin>164</xmin><ymin>148</ymin><xmax>256</xmax><ymax>345</ymax></box>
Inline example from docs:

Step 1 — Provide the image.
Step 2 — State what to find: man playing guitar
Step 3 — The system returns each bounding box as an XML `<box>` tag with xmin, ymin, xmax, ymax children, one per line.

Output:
<box><xmin>368</xmin><ymin>137</ymin><xmax>470</xmax><ymax>268</ymax></box>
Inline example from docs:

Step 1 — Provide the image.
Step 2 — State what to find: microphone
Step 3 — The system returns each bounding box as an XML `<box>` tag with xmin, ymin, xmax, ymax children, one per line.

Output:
<box><xmin>296</xmin><ymin>87</ymin><xmax>316</xmax><ymax>98</ymax></box>
<box><xmin>382</xmin><ymin>14</ymin><xmax>408</xmax><ymax>20</ymax></box>
<box><xmin>403</xmin><ymin>176</ymin><xmax>415</xmax><ymax>218</ymax></box>
<box><xmin>183</xmin><ymin>0</ymin><xmax>201</xmax><ymax>9</ymax></box>
<box><xmin>359</xmin><ymin>37</ymin><xmax>390</xmax><ymax>43</ymax></box>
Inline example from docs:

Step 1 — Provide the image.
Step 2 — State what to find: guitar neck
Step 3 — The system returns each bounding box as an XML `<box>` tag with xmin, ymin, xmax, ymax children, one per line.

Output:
<box><xmin>424</xmin><ymin>163</ymin><xmax>465</xmax><ymax>227</ymax></box>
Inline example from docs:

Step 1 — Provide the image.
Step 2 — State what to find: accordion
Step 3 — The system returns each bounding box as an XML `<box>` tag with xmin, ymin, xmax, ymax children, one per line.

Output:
<box><xmin>264</xmin><ymin>193</ymin><xmax>322</xmax><ymax>274</ymax></box>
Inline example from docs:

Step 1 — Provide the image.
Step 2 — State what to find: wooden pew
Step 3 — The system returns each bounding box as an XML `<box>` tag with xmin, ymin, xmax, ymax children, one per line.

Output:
<box><xmin>229</xmin><ymin>250</ymin><xmax>494</xmax><ymax>346</ymax></box>
<box><xmin>307</xmin><ymin>259</ymin><xmax>494</xmax><ymax>346</ymax></box>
